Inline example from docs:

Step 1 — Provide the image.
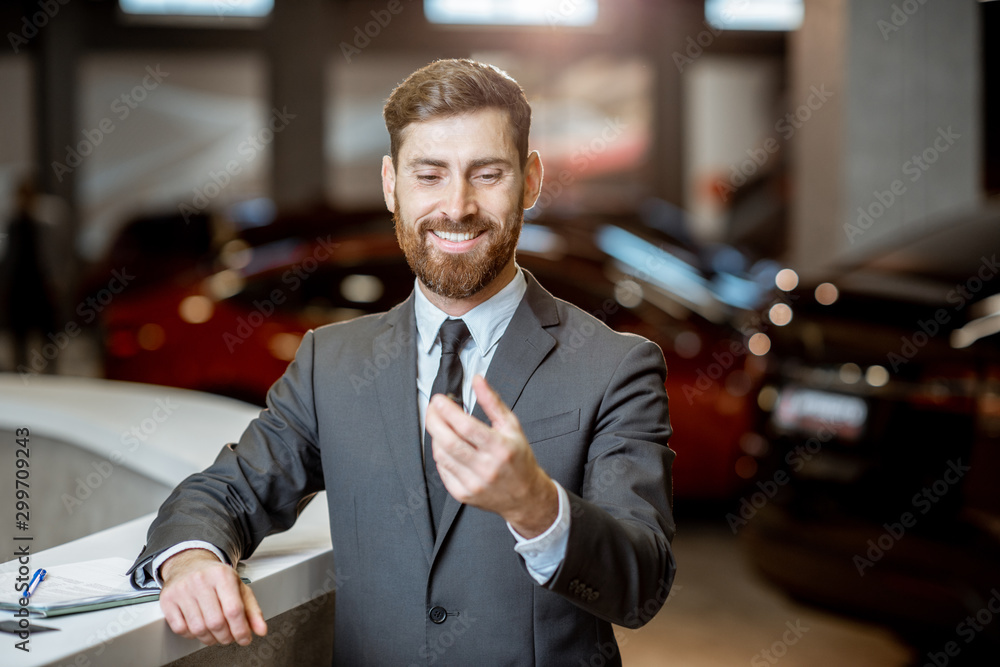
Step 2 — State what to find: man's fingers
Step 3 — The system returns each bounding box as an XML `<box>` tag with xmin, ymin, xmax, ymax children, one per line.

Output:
<box><xmin>193</xmin><ymin>586</ymin><xmax>237</xmax><ymax>646</ymax></box>
<box><xmin>212</xmin><ymin>574</ymin><xmax>253</xmax><ymax>646</ymax></box>
<box><xmin>471</xmin><ymin>375</ymin><xmax>512</xmax><ymax>429</ymax></box>
<box><xmin>159</xmin><ymin>554</ymin><xmax>266</xmax><ymax>647</ymax></box>
<box><xmin>426</xmin><ymin>404</ymin><xmax>496</xmax><ymax>481</ymax></box>
<box><xmin>175</xmin><ymin>598</ymin><xmax>218</xmax><ymax>645</ymax></box>
<box><xmin>432</xmin><ymin>439</ymin><xmax>481</xmax><ymax>500</ymax></box>
<box><xmin>161</xmin><ymin>598</ymin><xmax>203</xmax><ymax>643</ymax></box>
<box><xmin>428</xmin><ymin>393</ymin><xmax>497</xmax><ymax>452</ymax></box>
<box><xmin>160</xmin><ymin>580</ymin><xmax>212</xmax><ymax>643</ymax></box>
<box><xmin>241</xmin><ymin>582</ymin><xmax>269</xmax><ymax>638</ymax></box>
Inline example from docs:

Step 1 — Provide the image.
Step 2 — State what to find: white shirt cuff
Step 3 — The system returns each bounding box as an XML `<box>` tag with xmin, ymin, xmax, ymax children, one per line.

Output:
<box><xmin>507</xmin><ymin>481</ymin><xmax>571</xmax><ymax>585</ymax></box>
<box><xmin>139</xmin><ymin>541</ymin><xmax>228</xmax><ymax>589</ymax></box>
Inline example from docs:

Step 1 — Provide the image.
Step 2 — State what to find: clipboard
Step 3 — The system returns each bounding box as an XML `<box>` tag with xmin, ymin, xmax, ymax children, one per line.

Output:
<box><xmin>0</xmin><ymin>557</ymin><xmax>159</xmax><ymax>618</ymax></box>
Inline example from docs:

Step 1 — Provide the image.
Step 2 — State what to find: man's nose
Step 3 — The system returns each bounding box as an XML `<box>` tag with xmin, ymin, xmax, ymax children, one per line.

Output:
<box><xmin>440</xmin><ymin>179</ymin><xmax>478</xmax><ymax>221</ymax></box>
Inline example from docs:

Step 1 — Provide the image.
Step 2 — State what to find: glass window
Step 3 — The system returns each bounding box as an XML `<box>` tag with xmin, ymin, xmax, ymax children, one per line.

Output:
<box><xmin>705</xmin><ymin>0</ymin><xmax>803</xmax><ymax>32</ymax></box>
<box><xmin>77</xmin><ymin>53</ymin><xmax>268</xmax><ymax>261</ymax></box>
<box><xmin>119</xmin><ymin>0</ymin><xmax>273</xmax><ymax>21</ymax></box>
<box><xmin>424</xmin><ymin>0</ymin><xmax>598</xmax><ymax>27</ymax></box>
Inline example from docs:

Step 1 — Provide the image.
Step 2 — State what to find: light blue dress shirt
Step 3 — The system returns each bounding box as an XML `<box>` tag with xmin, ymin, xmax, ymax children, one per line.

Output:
<box><xmin>413</xmin><ymin>266</ymin><xmax>570</xmax><ymax>584</ymax></box>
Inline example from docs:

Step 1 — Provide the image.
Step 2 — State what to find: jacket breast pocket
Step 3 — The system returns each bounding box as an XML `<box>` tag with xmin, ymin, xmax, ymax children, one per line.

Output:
<box><xmin>520</xmin><ymin>408</ymin><xmax>580</xmax><ymax>445</ymax></box>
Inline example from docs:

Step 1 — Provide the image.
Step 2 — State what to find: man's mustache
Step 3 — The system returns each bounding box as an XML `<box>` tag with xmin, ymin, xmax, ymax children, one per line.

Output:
<box><xmin>417</xmin><ymin>215</ymin><xmax>495</xmax><ymax>235</ymax></box>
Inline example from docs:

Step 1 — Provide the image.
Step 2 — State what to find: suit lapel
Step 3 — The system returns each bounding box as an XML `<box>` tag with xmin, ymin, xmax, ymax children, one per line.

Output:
<box><xmin>432</xmin><ymin>271</ymin><xmax>560</xmax><ymax>559</ymax></box>
<box><xmin>373</xmin><ymin>295</ymin><xmax>436</xmax><ymax>566</ymax></box>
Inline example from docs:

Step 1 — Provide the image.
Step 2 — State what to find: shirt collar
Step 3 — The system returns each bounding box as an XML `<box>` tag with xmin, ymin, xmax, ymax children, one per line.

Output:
<box><xmin>414</xmin><ymin>265</ymin><xmax>528</xmax><ymax>357</ymax></box>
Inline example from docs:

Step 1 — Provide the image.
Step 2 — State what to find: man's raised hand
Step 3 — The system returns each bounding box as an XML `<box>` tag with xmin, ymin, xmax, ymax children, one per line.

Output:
<box><xmin>424</xmin><ymin>374</ymin><xmax>558</xmax><ymax>537</ymax></box>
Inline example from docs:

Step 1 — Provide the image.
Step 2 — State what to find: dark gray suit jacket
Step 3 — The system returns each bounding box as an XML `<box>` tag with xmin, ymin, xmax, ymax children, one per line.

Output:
<box><xmin>131</xmin><ymin>272</ymin><xmax>676</xmax><ymax>666</ymax></box>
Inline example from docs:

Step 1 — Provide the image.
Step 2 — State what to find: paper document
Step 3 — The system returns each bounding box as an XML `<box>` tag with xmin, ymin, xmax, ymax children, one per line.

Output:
<box><xmin>0</xmin><ymin>557</ymin><xmax>158</xmax><ymax>617</ymax></box>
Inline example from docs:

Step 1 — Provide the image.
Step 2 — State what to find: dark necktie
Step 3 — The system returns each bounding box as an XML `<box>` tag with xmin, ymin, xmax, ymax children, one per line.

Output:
<box><xmin>424</xmin><ymin>318</ymin><xmax>471</xmax><ymax>534</ymax></box>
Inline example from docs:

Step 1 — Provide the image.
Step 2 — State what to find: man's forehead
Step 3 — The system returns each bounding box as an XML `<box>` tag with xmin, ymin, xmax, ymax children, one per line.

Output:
<box><xmin>396</xmin><ymin>109</ymin><xmax>518</xmax><ymax>162</ymax></box>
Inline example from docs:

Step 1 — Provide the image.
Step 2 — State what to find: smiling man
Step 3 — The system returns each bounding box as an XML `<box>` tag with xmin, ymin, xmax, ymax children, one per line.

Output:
<box><xmin>130</xmin><ymin>59</ymin><xmax>676</xmax><ymax>665</ymax></box>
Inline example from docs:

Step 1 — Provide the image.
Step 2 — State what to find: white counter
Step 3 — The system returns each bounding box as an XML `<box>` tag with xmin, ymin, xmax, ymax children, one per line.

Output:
<box><xmin>0</xmin><ymin>374</ymin><xmax>334</xmax><ymax>667</ymax></box>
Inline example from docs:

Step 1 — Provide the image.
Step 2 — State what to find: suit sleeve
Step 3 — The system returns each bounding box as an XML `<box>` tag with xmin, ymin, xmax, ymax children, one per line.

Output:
<box><xmin>544</xmin><ymin>339</ymin><xmax>676</xmax><ymax>628</ymax></box>
<box><xmin>128</xmin><ymin>330</ymin><xmax>325</xmax><ymax>580</ymax></box>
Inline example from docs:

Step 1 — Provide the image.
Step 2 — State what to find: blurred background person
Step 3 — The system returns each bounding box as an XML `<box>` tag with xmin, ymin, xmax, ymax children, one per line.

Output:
<box><xmin>0</xmin><ymin>177</ymin><xmax>58</xmax><ymax>372</ymax></box>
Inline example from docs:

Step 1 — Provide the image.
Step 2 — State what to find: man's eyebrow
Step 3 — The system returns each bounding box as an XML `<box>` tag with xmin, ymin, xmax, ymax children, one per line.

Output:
<box><xmin>468</xmin><ymin>157</ymin><xmax>514</xmax><ymax>169</ymax></box>
<box><xmin>407</xmin><ymin>158</ymin><xmax>449</xmax><ymax>169</ymax></box>
<box><xmin>405</xmin><ymin>157</ymin><xmax>515</xmax><ymax>170</ymax></box>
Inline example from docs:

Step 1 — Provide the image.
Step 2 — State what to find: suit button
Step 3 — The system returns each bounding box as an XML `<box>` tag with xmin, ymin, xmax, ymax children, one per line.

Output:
<box><xmin>428</xmin><ymin>605</ymin><xmax>447</xmax><ymax>624</ymax></box>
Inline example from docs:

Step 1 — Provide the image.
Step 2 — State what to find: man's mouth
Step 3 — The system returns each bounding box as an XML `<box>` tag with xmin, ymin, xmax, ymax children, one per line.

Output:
<box><xmin>431</xmin><ymin>230</ymin><xmax>482</xmax><ymax>243</ymax></box>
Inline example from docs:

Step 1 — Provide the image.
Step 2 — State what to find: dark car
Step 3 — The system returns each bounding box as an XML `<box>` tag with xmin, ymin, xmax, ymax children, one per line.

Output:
<box><xmin>97</xmin><ymin>209</ymin><xmax>773</xmax><ymax>500</ymax></box>
<box><xmin>738</xmin><ymin>204</ymin><xmax>1000</xmax><ymax>658</ymax></box>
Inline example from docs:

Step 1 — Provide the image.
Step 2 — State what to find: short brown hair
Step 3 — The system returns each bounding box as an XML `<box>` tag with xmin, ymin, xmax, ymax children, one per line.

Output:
<box><xmin>383</xmin><ymin>59</ymin><xmax>531</xmax><ymax>167</ymax></box>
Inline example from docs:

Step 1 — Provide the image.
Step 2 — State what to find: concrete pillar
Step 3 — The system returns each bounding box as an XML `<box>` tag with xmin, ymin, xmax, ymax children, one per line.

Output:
<box><xmin>35</xmin><ymin>1</ymin><xmax>84</xmax><ymax>313</ymax></box>
<box><xmin>648</xmin><ymin>0</ymin><xmax>707</xmax><ymax>209</ymax></box>
<box><xmin>789</xmin><ymin>0</ymin><xmax>981</xmax><ymax>279</ymax></box>
<box><xmin>266</xmin><ymin>0</ymin><xmax>327</xmax><ymax>210</ymax></box>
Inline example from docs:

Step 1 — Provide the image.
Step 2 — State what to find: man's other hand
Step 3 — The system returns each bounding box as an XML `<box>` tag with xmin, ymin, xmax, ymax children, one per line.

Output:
<box><xmin>425</xmin><ymin>374</ymin><xmax>558</xmax><ymax>538</ymax></box>
<box><xmin>159</xmin><ymin>548</ymin><xmax>267</xmax><ymax>646</ymax></box>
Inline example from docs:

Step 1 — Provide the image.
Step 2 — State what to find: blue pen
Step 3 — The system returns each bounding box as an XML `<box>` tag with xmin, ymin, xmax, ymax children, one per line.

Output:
<box><xmin>23</xmin><ymin>569</ymin><xmax>46</xmax><ymax>599</ymax></box>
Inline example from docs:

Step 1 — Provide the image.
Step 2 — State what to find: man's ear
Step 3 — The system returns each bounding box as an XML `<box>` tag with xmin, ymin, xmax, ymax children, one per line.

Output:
<box><xmin>381</xmin><ymin>155</ymin><xmax>396</xmax><ymax>213</ymax></box>
<box><xmin>521</xmin><ymin>150</ymin><xmax>544</xmax><ymax>210</ymax></box>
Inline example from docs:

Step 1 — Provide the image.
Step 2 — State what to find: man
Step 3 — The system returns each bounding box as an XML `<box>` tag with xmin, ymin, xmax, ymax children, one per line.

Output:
<box><xmin>130</xmin><ymin>59</ymin><xmax>676</xmax><ymax>665</ymax></box>
<box><xmin>1</xmin><ymin>179</ymin><xmax>57</xmax><ymax>372</ymax></box>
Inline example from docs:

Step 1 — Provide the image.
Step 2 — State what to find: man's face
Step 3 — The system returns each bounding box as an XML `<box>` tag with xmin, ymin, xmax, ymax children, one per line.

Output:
<box><xmin>382</xmin><ymin>108</ymin><xmax>542</xmax><ymax>301</ymax></box>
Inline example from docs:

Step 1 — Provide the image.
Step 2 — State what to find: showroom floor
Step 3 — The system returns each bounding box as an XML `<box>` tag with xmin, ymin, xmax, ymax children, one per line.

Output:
<box><xmin>618</xmin><ymin>520</ymin><xmax>914</xmax><ymax>667</ymax></box>
<box><xmin>0</xmin><ymin>331</ymin><xmax>917</xmax><ymax>665</ymax></box>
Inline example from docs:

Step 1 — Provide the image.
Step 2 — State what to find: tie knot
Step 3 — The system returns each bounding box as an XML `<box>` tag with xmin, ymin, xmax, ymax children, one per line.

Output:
<box><xmin>438</xmin><ymin>319</ymin><xmax>470</xmax><ymax>355</ymax></box>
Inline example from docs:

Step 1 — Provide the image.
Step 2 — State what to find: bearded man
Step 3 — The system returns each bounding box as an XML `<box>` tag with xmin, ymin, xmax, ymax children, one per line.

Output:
<box><xmin>130</xmin><ymin>58</ymin><xmax>676</xmax><ymax>666</ymax></box>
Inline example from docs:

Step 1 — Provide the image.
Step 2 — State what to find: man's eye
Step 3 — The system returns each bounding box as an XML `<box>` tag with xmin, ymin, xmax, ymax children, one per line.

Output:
<box><xmin>417</xmin><ymin>174</ymin><xmax>440</xmax><ymax>183</ymax></box>
<box><xmin>479</xmin><ymin>172</ymin><xmax>501</xmax><ymax>183</ymax></box>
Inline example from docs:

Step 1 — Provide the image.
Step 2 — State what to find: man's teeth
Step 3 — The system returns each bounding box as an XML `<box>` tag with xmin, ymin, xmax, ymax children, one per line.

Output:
<box><xmin>433</xmin><ymin>230</ymin><xmax>478</xmax><ymax>242</ymax></box>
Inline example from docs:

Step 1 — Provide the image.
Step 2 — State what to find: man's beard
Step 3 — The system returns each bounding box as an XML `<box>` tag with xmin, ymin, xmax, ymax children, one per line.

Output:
<box><xmin>394</xmin><ymin>203</ymin><xmax>522</xmax><ymax>300</ymax></box>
